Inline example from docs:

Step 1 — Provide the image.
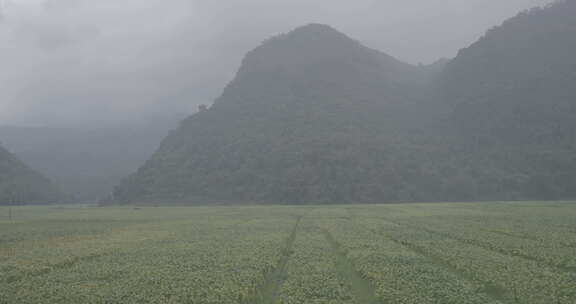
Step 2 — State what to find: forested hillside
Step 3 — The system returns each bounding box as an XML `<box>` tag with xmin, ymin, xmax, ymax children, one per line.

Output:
<box><xmin>0</xmin><ymin>143</ymin><xmax>64</xmax><ymax>205</ymax></box>
<box><xmin>113</xmin><ymin>24</ymin><xmax>449</xmax><ymax>204</ymax></box>
<box><xmin>114</xmin><ymin>1</ymin><xmax>576</xmax><ymax>204</ymax></box>
<box><xmin>442</xmin><ymin>0</ymin><xmax>576</xmax><ymax>200</ymax></box>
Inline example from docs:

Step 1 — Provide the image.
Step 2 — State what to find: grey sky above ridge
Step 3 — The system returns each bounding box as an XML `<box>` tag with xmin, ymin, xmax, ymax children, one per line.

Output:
<box><xmin>0</xmin><ymin>0</ymin><xmax>553</xmax><ymax>127</ymax></box>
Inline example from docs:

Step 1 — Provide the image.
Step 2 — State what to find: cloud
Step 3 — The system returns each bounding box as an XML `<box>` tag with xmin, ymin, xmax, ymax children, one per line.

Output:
<box><xmin>0</xmin><ymin>0</ymin><xmax>553</xmax><ymax>126</ymax></box>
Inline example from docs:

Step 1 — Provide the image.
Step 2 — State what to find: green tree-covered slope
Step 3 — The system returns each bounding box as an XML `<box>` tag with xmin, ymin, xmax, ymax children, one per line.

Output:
<box><xmin>442</xmin><ymin>0</ymin><xmax>576</xmax><ymax>199</ymax></box>
<box><xmin>0</xmin><ymin>143</ymin><xmax>64</xmax><ymax>205</ymax></box>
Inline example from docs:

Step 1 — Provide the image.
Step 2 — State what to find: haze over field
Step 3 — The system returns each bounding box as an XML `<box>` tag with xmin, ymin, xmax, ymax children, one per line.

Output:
<box><xmin>3</xmin><ymin>2</ymin><xmax>576</xmax><ymax>303</ymax></box>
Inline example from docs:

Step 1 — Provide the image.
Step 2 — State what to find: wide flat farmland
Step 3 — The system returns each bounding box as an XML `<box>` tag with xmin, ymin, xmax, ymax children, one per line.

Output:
<box><xmin>1</xmin><ymin>202</ymin><xmax>575</xmax><ymax>304</ymax></box>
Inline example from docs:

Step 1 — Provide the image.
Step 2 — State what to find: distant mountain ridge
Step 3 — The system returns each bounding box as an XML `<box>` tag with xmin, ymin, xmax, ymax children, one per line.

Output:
<box><xmin>114</xmin><ymin>1</ymin><xmax>576</xmax><ymax>204</ymax></box>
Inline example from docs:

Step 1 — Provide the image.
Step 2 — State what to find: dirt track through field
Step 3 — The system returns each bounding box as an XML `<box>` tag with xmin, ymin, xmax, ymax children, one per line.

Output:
<box><xmin>251</xmin><ymin>216</ymin><xmax>301</xmax><ymax>304</ymax></box>
<box><xmin>322</xmin><ymin>229</ymin><xmax>380</xmax><ymax>304</ymax></box>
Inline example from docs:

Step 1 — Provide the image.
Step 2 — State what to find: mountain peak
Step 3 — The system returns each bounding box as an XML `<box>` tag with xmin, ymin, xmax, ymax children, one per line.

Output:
<box><xmin>234</xmin><ymin>23</ymin><xmax>386</xmax><ymax>80</ymax></box>
<box><xmin>268</xmin><ymin>23</ymin><xmax>356</xmax><ymax>46</ymax></box>
<box><xmin>213</xmin><ymin>23</ymin><xmax>416</xmax><ymax>109</ymax></box>
<box><xmin>289</xmin><ymin>23</ymin><xmax>343</xmax><ymax>35</ymax></box>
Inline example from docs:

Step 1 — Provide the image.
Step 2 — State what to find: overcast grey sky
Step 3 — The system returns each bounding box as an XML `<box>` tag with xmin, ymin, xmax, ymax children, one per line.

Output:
<box><xmin>0</xmin><ymin>0</ymin><xmax>553</xmax><ymax>127</ymax></box>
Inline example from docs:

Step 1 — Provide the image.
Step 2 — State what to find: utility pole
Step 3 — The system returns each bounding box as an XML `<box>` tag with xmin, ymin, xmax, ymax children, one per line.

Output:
<box><xmin>7</xmin><ymin>191</ymin><xmax>16</xmax><ymax>221</ymax></box>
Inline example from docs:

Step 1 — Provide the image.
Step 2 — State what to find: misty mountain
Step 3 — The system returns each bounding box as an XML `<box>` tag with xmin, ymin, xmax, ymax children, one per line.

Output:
<box><xmin>442</xmin><ymin>0</ymin><xmax>576</xmax><ymax>199</ymax></box>
<box><xmin>0</xmin><ymin>119</ymin><xmax>179</xmax><ymax>202</ymax></box>
<box><xmin>0</xmin><ymin>142</ymin><xmax>64</xmax><ymax>205</ymax></box>
<box><xmin>113</xmin><ymin>24</ymin><xmax>450</xmax><ymax>204</ymax></box>
<box><xmin>114</xmin><ymin>1</ymin><xmax>576</xmax><ymax>205</ymax></box>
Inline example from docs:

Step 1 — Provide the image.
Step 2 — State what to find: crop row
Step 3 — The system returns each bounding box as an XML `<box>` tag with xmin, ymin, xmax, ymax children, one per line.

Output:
<box><xmin>318</xmin><ymin>216</ymin><xmax>500</xmax><ymax>304</ymax></box>
<box><xmin>365</xmin><ymin>217</ymin><xmax>576</xmax><ymax>304</ymax></box>
<box><xmin>278</xmin><ymin>220</ymin><xmax>355</xmax><ymax>304</ymax></box>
